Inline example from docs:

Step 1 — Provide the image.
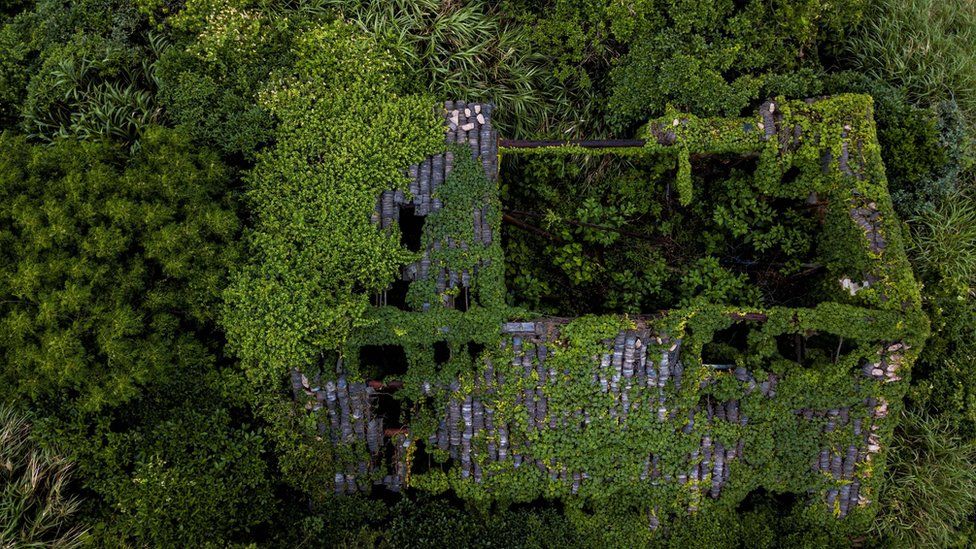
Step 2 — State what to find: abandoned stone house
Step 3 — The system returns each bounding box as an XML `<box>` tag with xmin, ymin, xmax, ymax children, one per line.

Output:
<box><xmin>292</xmin><ymin>96</ymin><xmax>920</xmax><ymax>526</ymax></box>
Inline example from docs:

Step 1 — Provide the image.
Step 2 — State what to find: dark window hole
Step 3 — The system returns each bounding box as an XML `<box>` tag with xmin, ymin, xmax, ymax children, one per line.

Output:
<box><xmin>778</xmin><ymin>332</ymin><xmax>856</xmax><ymax>366</ymax></box>
<box><xmin>736</xmin><ymin>488</ymin><xmax>800</xmax><ymax>514</ymax></box>
<box><xmin>701</xmin><ymin>323</ymin><xmax>752</xmax><ymax>366</ymax></box>
<box><xmin>776</xmin><ymin>333</ymin><xmax>805</xmax><ymax>364</ymax></box>
<box><xmin>398</xmin><ymin>206</ymin><xmax>425</xmax><ymax>253</ymax></box>
<box><xmin>374</xmin><ymin>392</ymin><xmax>404</xmax><ymax>429</ymax></box>
<box><xmin>434</xmin><ymin>341</ymin><xmax>451</xmax><ymax>365</ymax></box>
<box><xmin>455</xmin><ymin>286</ymin><xmax>471</xmax><ymax>312</ymax></box>
<box><xmin>410</xmin><ymin>439</ymin><xmax>432</xmax><ymax>476</ymax></box>
<box><xmin>360</xmin><ymin>345</ymin><xmax>409</xmax><ymax>377</ymax></box>
<box><xmin>374</xmin><ymin>278</ymin><xmax>411</xmax><ymax>310</ymax></box>
<box><xmin>781</xmin><ymin>166</ymin><xmax>802</xmax><ymax>186</ymax></box>
<box><xmin>467</xmin><ymin>342</ymin><xmax>485</xmax><ymax>362</ymax></box>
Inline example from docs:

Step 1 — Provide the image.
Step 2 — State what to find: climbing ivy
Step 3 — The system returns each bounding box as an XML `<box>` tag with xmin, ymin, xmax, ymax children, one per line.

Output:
<box><xmin>221</xmin><ymin>21</ymin><xmax>444</xmax><ymax>496</ymax></box>
<box><xmin>305</xmin><ymin>94</ymin><xmax>928</xmax><ymax>541</ymax></box>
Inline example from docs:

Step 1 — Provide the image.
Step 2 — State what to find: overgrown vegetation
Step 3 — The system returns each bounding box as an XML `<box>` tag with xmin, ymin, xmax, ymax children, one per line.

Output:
<box><xmin>0</xmin><ymin>0</ymin><xmax>973</xmax><ymax>545</ymax></box>
<box><xmin>873</xmin><ymin>409</ymin><xmax>976</xmax><ymax>547</ymax></box>
<box><xmin>845</xmin><ymin>0</ymin><xmax>976</xmax><ymax>125</ymax></box>
<box><xmin>0</xmin><ymin>406</ymin><xmax>88</xmax><ymax>547</ymax></box>
<box><xmin>502</xmin><ymin>154</ymin><xmax>820</xmax><ymax>315</ymax></box>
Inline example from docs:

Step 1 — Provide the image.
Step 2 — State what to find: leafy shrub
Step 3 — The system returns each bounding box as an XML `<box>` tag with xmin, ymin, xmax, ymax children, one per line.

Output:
<box><xmin>922</xmin><ymin>352</ymin><xmax>976</xmax><ymax>438</ymax></box>
<box><xmin>0</xmin><ymin>0</ymin><xmax>30</xmax><ymax>20</ymax></box>
<box><xmin>267</xmin><ymin>495</ymin><xmax>388</xmax><ymax>547</ymax></box>
<box><xmin>0</xmin><ymin>0</ymin><xmax>151</xmax><ymax>134</ymax></box>
<box><xmin>679</xmin><ymin>257</ymin><xmax>761</xmax><ymax>307</ymax></box>
<box><xmin>844</xmin><ymin>0</ymin><xmax>976</xmax><ymax>123</ymax></box>
<box><xmin>0</xmin><ymin>23</ymin><xmax>30</xmax><ymax>128</ymax></box>
<box><xmin>386</xmin><ymin>498</ymin><xmax>483</xmax><ymax>548</ymax></box>
<box><xmin>156</xmin><ymin>46</ymin><xmax>279</xmax><ymax>158</ymax></box>
<box><xmin>26</xmin><ymin>364</ymin><xmax>278</xmax><ymax>546</ymax></box>
<box><xmin>0</xmin><ymin>127</ymin><xmax>239</xmax><ymax>410</ymax></box>
<box><xmin>516</xmin><ymin>0</ymin><xmax>622</xmax><ymax>136</ymax></box>
<box><xmin>502</xmin><ymin>155</ymin><xmax>814</xmax><ymax>315</ymax></box>
<box><xmin>872</xmin><ymin>409</ymin><xmax>976</xmax><ymax>548</ymax></box>
<box><xmin>83</xmin><ymin>376</ymin><xmax>273</xmax><ymax>545</ymax></box>
<box><xmin>25</xmin><ymin>0</ymin><xmax>145</xmax><ymax>47</ymax></box>
<box><xmin>0</xmin><ymin>405</ymin><xmax>88</xmax><ymax>548</ymax></box>
<box><xmin>154</xmin><ymin>0</ymin><xmax>294</xmax><ymax>157</ymax></box>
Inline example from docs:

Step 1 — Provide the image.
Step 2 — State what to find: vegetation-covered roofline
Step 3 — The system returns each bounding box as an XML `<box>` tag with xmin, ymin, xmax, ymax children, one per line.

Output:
<box><xmin>295</xmin><ymin>94</ymin><xmax>928</xmax><ymax>533</ymax></box>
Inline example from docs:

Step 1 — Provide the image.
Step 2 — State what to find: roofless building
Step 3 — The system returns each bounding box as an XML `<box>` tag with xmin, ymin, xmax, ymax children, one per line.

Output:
<box><xmin>292</xmin><ymin>95</ymin><xmax>927</xmax><ymax>528</ymax></box>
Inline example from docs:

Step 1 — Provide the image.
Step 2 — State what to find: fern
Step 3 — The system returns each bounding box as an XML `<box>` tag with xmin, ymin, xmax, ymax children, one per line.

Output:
<box><xmin>23</xmin><ymin>32</ymin><xmax>169</xmax><ymax>146</ymax></box>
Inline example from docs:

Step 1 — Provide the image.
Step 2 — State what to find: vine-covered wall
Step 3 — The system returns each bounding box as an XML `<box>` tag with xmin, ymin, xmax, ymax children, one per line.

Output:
<box><xmin>291</xmin><ymin>94</ymin><xmax>928</xmax><ymax>537</ymax></box>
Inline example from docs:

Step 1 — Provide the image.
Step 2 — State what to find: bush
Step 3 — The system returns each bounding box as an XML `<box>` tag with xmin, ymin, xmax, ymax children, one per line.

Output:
<box><xmin>872</xmin><ymin>409</ymin><xmax>976</xmax><ymax>547</ymax></box>
<box><xmin>0</xmin><ymin>405</ymin><xmax>88</xmax><ymax>548</ymax></box>
<box><xmin>0</xmin><ymin>22</ymin><xmax>30</xmax><ymax>128</ymax></box>
<box><xmin>27</xmin><ymin>365</ymin><xmax>278</xmax><ymax>546</ymax></box>
<box><xmin>84</xmin><ymin>376</ymin><xmax>273</xmax><ymax>545</ymax></box>
<box><xmin>154</xmin><ymin>0</ymin><xmax>293</xmax><ymax>157</ymax></box>
<box><xmin>0</xmin><ymin>127</ymin><xmax>239</xmax><ymax>410</ymax></box>
<box><xmin>922</xmin><ymin>352</ymin><xmax>976</xmax><ymax>437</ymax></box>
<box><xmin>21</xmin><ymin>32</ymin><xmax>166</xmax><ymax>145</ymax></box>
<box><xmin>0</xmin><ymin>0</ymin><xmax>151</xmax><ymax>135</ymax></box>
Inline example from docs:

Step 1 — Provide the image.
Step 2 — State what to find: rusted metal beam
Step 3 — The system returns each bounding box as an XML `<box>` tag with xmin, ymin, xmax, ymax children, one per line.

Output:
<box><xmin>498</xmin><ymin>138</ymin><xmax>647</xmax><ymax>149</ymax></box>
<box><xmin>368</xmin><ymin>380</ymin><xmax>404</xmax><ymax>391</ymax></box>
<box><xmin>728</xmin><ymin>312</ymin><xmax>769</xmax><ymax>322</ymax></box>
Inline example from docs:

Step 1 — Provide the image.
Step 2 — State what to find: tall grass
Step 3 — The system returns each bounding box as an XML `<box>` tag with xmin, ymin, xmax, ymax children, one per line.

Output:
<box><xmin>844</xmin><ymin>0</ymin><xmax>976</xmax><ymax>122</ymax></box>
<box><xmin>0</xmin><ymin>406</ymin><xmax>88</xmax><ymax>548</ymax></box>
<box><xmin>910</xmin><ymin>189</ymin><xmax>976</xmax><ymax>288</ymax></box>
<box><xmin>873</xmin><ymin>409</ymin><xmax>976</xmax><ymax>547</ymax></box>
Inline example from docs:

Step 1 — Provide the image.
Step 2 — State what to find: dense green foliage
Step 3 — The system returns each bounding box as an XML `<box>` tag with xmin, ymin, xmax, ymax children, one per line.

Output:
<box><xmin>605</xmin><ymin>0</ymin><xmax>864</xmax><ymax>128</ymax></box>
<box><xmin>0</xmin><ymin>0</ymin><xmax>973</xmax><ymax>545</ymax></box>
<box><xmin>152</xmin><ymin>0</ymin><xmax>295</xmax><ymax>157</ymax></box>
<box><xmin>224</xmin><ymin>22</ymin><xmax>442</xmax><ymax>372</ymax></box>
<box><xmin>0</xmin><ymin>127</ymin><xmax>279</xmax><ymax>544</ymax></box>
<box><xmin>502</xmin><ymin>154</ymin><xmax>817</xmax><ymax>315</ymax></box>
<box><xmin>0</xmin><ymin>128</ymin><xmax>238</xmax><ymax>410</ymax></box>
